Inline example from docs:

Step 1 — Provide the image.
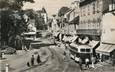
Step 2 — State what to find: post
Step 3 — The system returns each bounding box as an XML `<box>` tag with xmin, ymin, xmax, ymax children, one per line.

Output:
<box><xmin>2</xmin><ymin>53</ymin><xmax>5</xmax><ymax>59</ymax></box>
<box><xmin>5</xmin><ymin>64</ymin><xmax>9</xmax><ymax>72</ymax></box>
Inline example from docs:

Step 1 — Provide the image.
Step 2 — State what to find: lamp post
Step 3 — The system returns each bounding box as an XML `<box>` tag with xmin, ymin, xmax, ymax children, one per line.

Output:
<box><xmin>5</xmin><ymin>64</ymin><xmax>9</xmax><ymax>72</ymax></box>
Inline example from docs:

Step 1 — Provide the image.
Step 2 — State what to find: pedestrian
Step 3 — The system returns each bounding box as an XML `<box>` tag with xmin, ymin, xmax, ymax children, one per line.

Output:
<box><xmin>37</xmin><ymin>54</ymin><xmax>41</xmax><ymax>64</ymax></box>
<box><xmin>63</xmin><ymin>51</ymin><xmax>66</xmax><ymax>61</ymax></box>
<box><xmin>31</xmin><ymin>55</ymin><xmax>35</xmax><ymax>66</ymax></box>
<box><xmin>91</xmin><ymin>56</ymin><xmax>95</xmax><ymax>68</ymax></box>
<box><xmin>79</xmin><ymin>58</ymin><xmax>83</xmax><ymax>71</ymax></box>
<box><xmin>27</xmin><ymin>62</ymin><xmax>30</xmax><ymax>67</ymax></box>
<box><xmin>2</xmin><ymin>53</ymin><xmax>4</xmax><ymax>59</ymax></box>
<box><xmin>0</xmin><ymin>52</ymin><xmax>2</xmax><ymax>59</ymax></box>
<box><xmin>112</xmin><ymin>55</ymin><xmax>115</xmax><ymax>66</ymax></box>
<box><xmin>75</xmin><ymin>56</ymin><xmax>79</xmax><ymax>63</ymax></box>
<box><xmin>85</xmin><ymin>58</ymin><xmax>90</xmax><ymax>69</ymax></box>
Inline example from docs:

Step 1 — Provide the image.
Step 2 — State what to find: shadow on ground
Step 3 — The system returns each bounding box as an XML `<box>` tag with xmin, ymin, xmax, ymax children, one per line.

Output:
<box><xmin>32</xmin><ymin>43</ymin><xmax>55</xmax><ymax>49</ymax></box>
<box><xmin>20</xmin><ymin>51</ymin><xmax>49</xmax><ymax>72</ymax></box>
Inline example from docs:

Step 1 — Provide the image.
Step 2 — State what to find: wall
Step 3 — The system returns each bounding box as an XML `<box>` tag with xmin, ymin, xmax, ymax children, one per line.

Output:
<box><xmin>101</xmin><ymin>13</ymin><xmax>115</xmax><ymax>44</ymax></box>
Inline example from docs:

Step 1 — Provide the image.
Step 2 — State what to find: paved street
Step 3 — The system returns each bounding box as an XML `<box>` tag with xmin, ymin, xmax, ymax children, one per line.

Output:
<box><xmin>0</xmin><ymin>37</ymin><xmax>115</xmax><ymax>72</ymax></box>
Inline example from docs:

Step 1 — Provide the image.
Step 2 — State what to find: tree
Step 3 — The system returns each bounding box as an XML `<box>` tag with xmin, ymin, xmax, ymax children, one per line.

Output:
<box><xmin>58</xmin><ymin>6</ymin><xmax>70</xmax><ymax>17</ymax></box>
<box><xmin>0</xmin><ymin>0</ymin><xmax>35</xmax><ymax>49</ymax></box>
<box><xmin>35</xmin><ymin>16</ymin><xmax>45</xmax><ymax>30</ymax></box>
<box><xmin>24</xmin><ymin>9</ymin><xmax>36</xmax><ymax>19</ymax></box>
<box><xmin>0</xmin><ymin>0</ymin><xmax>35</xmax><ymax>10</ymax></box>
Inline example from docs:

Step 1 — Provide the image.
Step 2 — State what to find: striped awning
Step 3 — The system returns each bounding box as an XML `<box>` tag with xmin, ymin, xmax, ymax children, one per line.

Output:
<box><xmin>96</xmin><ymin>43</ymin><xmax>115</xmax><ymax>55</ymax></box>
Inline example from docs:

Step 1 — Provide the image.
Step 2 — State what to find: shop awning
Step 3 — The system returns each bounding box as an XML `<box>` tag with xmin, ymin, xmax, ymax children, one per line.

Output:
<box><xmin>89</xmin><ymin>40</ymin><xmax>100</xmax><ymax>48</ymax></box>
<box><xmin>62</xmin><ymin>36</ymin><xmax>78</xmax><ymax>43</ymax></box>
<box><xmin>69</xmin><ymin>16</ymin><xmax>79</xmax><ymax>24</ymax></box>
<box><xmin>62</xmin><ymin>36</ymin><xmax>71</xmax><ymax>42</ymax></box>
<box><xmin>96</xmin><ymin>43</ymin><xmax>115</xmax><ymax>55</ymax></box>
<box><xmin>70</xmin><ymin>36</ymin><xmax>78</xmax><ymax>42</ymax></box>
<box><xmin>70</xmin><ymin>43</ymin><xmax>78</xmax><ymax>48</ymax></box>
<box><xmin>78</xmin><ymin>36</ymin><xmax>89</xmax><ymax>44</ymax></box>
<box><xmin>53</xmin><ymin>32</ymin><xmax>60</xmax><ymax>37</ymax></box>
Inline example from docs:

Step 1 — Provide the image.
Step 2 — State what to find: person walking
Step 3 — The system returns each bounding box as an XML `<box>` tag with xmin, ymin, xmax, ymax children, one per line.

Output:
<box><xmin>79</xmin><ymin>57</ymin><xmax>83</xmax><ymax>71</ymax></box>
<box><xmin>27</xmin><ymin>62</ymin><xmax>30</xmax><ymax>67</ymax></box>
<box><xmin>112</xmin><ymin>55</ymin><xmax>115</xmax><ymax>66</ymax></box>
<box><xmin>85</xmin><ymin>58</ymin><xmax>90</xmax><ymax>69</ymax></box>
<box><xmin>37</xmin><ymin>54</ymin><xmax>41</xmax><ymax>64</ymax></box>
<box><xmin>91</xmin><ymin>56</ymin><xmax>95</xmax><ymax>68</ymax></box>
<box><xmin>31</xmin><ymin>55</ymin><xmax>35</xmax><ymax>66</ymax></box>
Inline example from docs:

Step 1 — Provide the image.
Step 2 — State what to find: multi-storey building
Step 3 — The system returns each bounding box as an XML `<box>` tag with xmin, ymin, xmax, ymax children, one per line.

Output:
<box><xmin>63</xmin><ymin>1</ymin><xmax>80</xmax><ymax>35</ymax></box>
<box><xmin>77</xmin><ymin>0</ymin><xmax>111</xmax><ymax>40</ymax></box>
<box><xmin>36</xmin><ymin>7</ymin><xmax>48</xmax><ymax>24</ymax></box>
<box><xmin>96</xmin><ymin>0</ymin><xmax>115</xmax><ymax>61</ymax></box>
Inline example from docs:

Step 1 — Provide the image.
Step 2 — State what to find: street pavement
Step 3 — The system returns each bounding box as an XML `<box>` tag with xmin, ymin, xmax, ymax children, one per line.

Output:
<box><xmin>0</xmin><ymin>47</ymin><xmax>51</xmax><ymax>72</ymax></box>
<box><xmin>0</xmin><ymin>36</ymin><xmax>115</xmax><ymax>72</ymax></box>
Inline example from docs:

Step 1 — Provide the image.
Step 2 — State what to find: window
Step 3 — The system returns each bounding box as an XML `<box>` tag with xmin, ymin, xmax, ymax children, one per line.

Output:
<box><xmin>88</xmin><ymin>5</ymin><xmax>90</xmax><ymax>15</ymax></box>
<box><xmin>93</xmin><ymin>3</ymin><xmax>95</xmax><ymax>14</ymax></box>
<box><xmin>80</xmin><ymin>49</ymin><xmax>85</xmax><ymax>52</ymax></box>
<box><xmin>97</xmin><ymin>0</ymin><xmax>100</xmax><ymax>13</ymax></box>
<box><xmin>110</xmin><ymin>0</ymin><xmax>115</xmax><ymax>11</ymax></box>
<box><xmin>86</xmin><ymin>49</ymin><xmax>91</xmax><ymax>52</ymax></box>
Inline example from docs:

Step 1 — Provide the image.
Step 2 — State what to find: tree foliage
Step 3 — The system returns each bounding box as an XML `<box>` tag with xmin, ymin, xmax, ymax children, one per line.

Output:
<box><xmin>35</xmin><ymin>16</ymin><xmax>45</xmax><ymax>30</ymax></box>
<box><xmin>0</xmin><ymin>0</ymin><xmax>35</xmax><ymax>48</ymax></box>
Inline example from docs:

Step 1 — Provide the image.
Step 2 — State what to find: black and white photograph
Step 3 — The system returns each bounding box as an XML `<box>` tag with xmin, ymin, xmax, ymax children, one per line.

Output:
<box><xmin>0</xmin><ymin>0</ymin><xmax>115</xmax><ymax>72</ymax></box>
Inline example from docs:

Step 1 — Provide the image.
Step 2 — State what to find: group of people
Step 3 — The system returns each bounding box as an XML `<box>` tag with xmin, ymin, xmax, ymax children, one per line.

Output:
<box><xmin>27</xmin><ymin>54</ymin><xmax>41</xmax><ymax>67</ymax></box>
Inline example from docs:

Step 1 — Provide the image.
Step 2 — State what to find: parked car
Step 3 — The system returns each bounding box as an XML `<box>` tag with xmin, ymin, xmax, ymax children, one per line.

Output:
<box><xmin>0</xmin><ymin>46</ymin><xmax>16</xmax><ymax>54</ymax></box>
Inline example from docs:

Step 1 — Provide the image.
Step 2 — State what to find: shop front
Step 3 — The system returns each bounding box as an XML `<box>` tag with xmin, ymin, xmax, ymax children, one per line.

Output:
<box><xmin>96</xmin><ymin>43</ymin><xmax>115</xmax><ymax>62</ymax></box>
<box><xmin>62</xmin><ymin>35</ymin><xmax>78</xmax><ymax>44</ymax></box>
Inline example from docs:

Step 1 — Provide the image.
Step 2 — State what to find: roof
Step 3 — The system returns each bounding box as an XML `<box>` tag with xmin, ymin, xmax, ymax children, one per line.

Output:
<box><xmin>89</xmin><ymin>40</ymin><xmax>100</xmax><ymax>48</ymax></box>
<box><xmin>70</xmin><ymin>43</ymin><xmax>92</xmax><ymax>49</ymax></box>
<box><xmin>36</xmin><ymin>7</ymin><xmax>47</xmax><ymax>13</ymax></box>
<box><xmin>65</xmin><ymin>9</ymin><xmax>75</xmax><ymax>16</ymax></box>
<box><xmin>42</xmin><ymin>7</ymin><xmax>47</xmax><ymax>13</ymax></box>
<box><xmin>69</xmin><ymin>16</ymin><xmax>79</xmax><ymax>24</ymax></box>
<box><xmin>78</xmin><ymin>45</ymin><xmax>92</xmax><ymax>49</ymax></box>
<box><xmin>79</xmin><ymin>0</ymin><xmax>96</xmax><ymax>7</ymax></box>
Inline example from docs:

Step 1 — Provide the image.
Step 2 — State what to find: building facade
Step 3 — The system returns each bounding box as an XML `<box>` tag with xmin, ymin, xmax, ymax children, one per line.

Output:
<box><xmin>96</xmin><ymin>1</ymin><xmax>115</xmax><ymax>61</ymax></box>
<box><xmin>62</xmin><ymin>1</ymin><xmax>79</xmax><ymax>35</ymax></box>
<box><xmin>77</xmin><ymin>0</ymin><xmax>111</xmax><ymax>40</ymax></box>
<box><xmin>36</xmin><ymin>7</ymin><xmax>48</xmax><ymax>30</ymax></box>
<box><xmin>36</xmin><ymin>7</ymin><xmax>48</xmax><ymax>24</ymax></box>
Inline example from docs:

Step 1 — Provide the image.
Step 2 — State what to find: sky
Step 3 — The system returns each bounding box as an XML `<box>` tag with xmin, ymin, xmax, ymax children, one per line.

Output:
<box><xmin>23</xmin><ymin>0</ymin><xmax>75</xmax><ymax>17</ymax></box>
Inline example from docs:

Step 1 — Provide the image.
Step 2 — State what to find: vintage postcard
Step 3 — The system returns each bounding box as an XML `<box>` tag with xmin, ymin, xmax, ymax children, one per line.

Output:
<box><xmin>0</xmin><ymin>0</ymin><xmax>115</xmax><ymax>72</ymax></box>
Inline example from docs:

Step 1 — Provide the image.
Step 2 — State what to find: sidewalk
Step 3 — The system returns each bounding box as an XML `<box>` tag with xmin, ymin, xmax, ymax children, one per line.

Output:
<box><xmin>0</xmin><ymin>48</ymin><xmax>51</xmax><ymax>72</ymax></box>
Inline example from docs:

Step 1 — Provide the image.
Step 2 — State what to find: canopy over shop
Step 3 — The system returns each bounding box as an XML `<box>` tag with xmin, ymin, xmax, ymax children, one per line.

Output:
<box><xmin>62</xmin><ymin>35</ymin><xmax>78</xmax><ymax>43</ymax></box>
<box><xmin>96</xmin><ymin>43</ymin><xmax>115</xmax><ymax>56</ymax></box>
